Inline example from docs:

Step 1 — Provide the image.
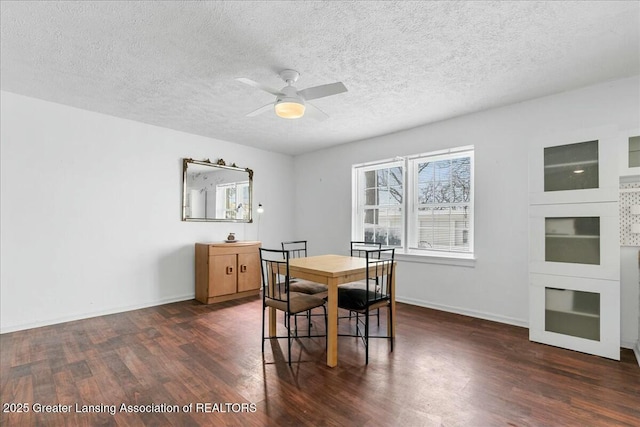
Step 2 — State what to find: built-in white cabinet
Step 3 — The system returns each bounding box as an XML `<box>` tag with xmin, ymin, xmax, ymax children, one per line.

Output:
<box><xmin>618</xmin><ymin>127</ymin><xmax>640</xmax><ymax>177</ymax></box>
<box><xmin>529</xmin><ymin>128</ymin><xmax>620</xmax><ymax>360</ymax></box>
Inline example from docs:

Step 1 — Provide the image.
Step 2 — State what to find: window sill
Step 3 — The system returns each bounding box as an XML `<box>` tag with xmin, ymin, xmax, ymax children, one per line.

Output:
<box><xmin>395</xmin><ymin>251</ymin><xmax>476</xmax><ymax>267</ymax></box>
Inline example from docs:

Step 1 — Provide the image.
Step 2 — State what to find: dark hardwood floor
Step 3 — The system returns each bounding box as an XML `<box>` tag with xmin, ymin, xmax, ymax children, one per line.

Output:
<box><xmin>1</xmin><ymin>297</ymin><xmax>639</xmax><ymax>426</ymax></box>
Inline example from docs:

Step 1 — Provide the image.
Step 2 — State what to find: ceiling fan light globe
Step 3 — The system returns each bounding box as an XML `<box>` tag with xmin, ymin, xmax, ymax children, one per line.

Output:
<box><xmin>275</xmin><ymin>100</ymin><xmax>305</xmax><ymax>119</ymax></box>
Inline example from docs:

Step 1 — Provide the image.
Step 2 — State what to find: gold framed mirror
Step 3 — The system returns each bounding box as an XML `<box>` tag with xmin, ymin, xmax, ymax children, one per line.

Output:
<box><xmin>182</xmin><ymin>158</ymin><xmax>253</xmax><ymax>222</ymax></box>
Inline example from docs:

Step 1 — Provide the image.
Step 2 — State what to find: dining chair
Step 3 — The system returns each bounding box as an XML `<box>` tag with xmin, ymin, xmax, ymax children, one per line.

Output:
<box><xmin>350</xmin><ymin>241</ymin><xmax>382</xmax><ymax>258</ymax></box>
<box><xmin>260</xmin><ymin>248</ymin><xmax>327</xmax><ymax>366</ymax></box>
<box><xmin>280</xmin><ymin>240</ymin><xmax>308</xmax><ymax>258</ymax></box>
<box><xmin>345</xmin><ymin>241</ymin><xmax>382</xmax><ymax>325</ymax></box>
<box><xmin>338</xmin><ymin>248</ymin><xmax>395</xmax><ymax>364</ymax></box>
<box><xmin>280</xmin><ymin>240</ymin><xmax>328</xmax><ymax>329</ymax></box>
<box><xmin>281</xmin><ymin>241</ymin><xmax>328</xmax><ymax>296</ymax></box>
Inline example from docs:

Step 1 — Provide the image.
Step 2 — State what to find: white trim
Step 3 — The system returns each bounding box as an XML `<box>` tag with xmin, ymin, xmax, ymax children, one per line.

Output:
<box><xmin>396</xmin><ymin>252</ymin><xmax>476</xmax><ymax>267</ymax></box>
<box><xmin>396</xmin><ymin>296</ymin><xmax>527</xmax><ymax>328</ymax></box>
<box><xmin>353</xmin><ymin>156</ymin><xmax>404</xmax><ymax>169</ymax></box>
<box><xmin>0</xmin><ymin>293</ymin><xmax>195</xmax><ymax>334</ymax></box>
<box><xmin>619</xmin><ymin>339</ymin><xmax>637</xmax><ymax>350</ymax></box>
<box><xmin>406</xmin><ymin>144</ymin><xmax>474</xmax><ymax>160</ymax></box>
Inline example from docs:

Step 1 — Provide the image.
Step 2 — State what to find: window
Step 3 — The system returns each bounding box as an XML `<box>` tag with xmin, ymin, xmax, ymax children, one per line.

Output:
<box><xmin>353</xmin><ymin>160</ymin><xmax>405</xmax><ymax>246</ymax></box>
<box><xmin>352</xmin><ymin>146</ymin><xmax>474</xmax><ymax>259</ymax></box>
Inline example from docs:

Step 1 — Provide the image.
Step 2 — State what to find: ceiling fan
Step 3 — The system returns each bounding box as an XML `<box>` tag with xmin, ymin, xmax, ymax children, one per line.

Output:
<box><xmin>236</xmin><ymin>69</ymin><xmax>347</xmax><ymax>120</ymax></box>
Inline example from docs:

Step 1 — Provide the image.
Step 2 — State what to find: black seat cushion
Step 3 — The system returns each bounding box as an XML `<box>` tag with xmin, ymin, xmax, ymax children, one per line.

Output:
<box><xmin>338</xmin><ymin>284</ymin><xmax>387</xmax><ymax>311</ymax></box>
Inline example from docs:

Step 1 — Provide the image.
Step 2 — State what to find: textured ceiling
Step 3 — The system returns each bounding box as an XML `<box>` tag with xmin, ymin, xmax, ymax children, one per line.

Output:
<box><xmin>1</xmin><ymin>1</ymin><xmax>639</xmax><ymax>155</ymax></box>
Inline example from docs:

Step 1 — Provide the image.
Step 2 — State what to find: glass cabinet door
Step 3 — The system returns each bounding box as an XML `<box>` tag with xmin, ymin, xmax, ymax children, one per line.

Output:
<box><xmin>620</xmin><ymin>129</ymin><xmax>640</xmax><ymax>176</ymax></box>
<box><xmin>545</xmin><ymin>217</ymin><xmax>600</xmax><ymax>265</ymax></box>
<box><xmin>529</xmin><ymin>203</ymin><xmax>619</xmax><ymax>281</ymax></box>
<box><xmin>529</xmin><ymin>274</ymin><xmax>620</xmax><ymax>360</ymax></box>
<box><xmin>545</xmin><ymin>288</ymin><xmax>600</xmax><ymax>341</ymax></box>
<box><xmin>529</xmin><ymin>127</ymin><xmax>618</xmax><ymax>204</ymax></box>
<box><xmin>628</xmin><ymin>136</ymin><xmax>640</xmax><ymax>168</ymax></box>
<box><xmin>544</xmin><ymin>140</ymin><xmax>599</xmax><ymax>192</ymax></box>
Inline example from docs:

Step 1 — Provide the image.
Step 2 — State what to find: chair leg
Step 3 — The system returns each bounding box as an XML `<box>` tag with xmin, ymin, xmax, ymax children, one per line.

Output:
<box><xmin>261</xmin><ymin>305</ymin><xmax>266</xmax><ymax>353</ymax></box>
<box><xmin>364</xmin><ymin>308</ymin><xmax>369</xmax><ymax>365</ymax></box>
<box><xmin>389</xmin><ymin>304</ymin><xmax>394</xmax><ymax>353</ymax></box>
<box><xmin>287</xmin><ymin>314</ymin><xmax>292</xmax><ymax>367</ymax></box>
<box><xmin>324</xmin><ymin>305</ymin><xmax>328</xmax><ymax>351</ymax></box>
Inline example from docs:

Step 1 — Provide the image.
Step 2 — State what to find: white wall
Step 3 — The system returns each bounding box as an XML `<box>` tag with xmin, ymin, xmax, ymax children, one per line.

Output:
<box><xmin>620</xmin><ymin>247</ymin><xmax>640</xmax><ymax>349</ymax></box>
<box><xmin>293</xmin><ymin>77</ymin><xmax>640</xmax><ymax>344</ymax></box>
<box><xmin>0</xmin><ymin>91</ymin><xmax>295</xmax><ymax>333</ymax></box>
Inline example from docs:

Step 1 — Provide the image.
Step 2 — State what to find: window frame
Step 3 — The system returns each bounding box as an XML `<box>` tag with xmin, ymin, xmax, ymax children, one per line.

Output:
<box><xmin>351</xmin><ymin>159</ymin><xmax>405</xmax><ymax>248</ymax></box>
<box><xmin>352</xmin><ymin>146</ymin><xmax>475</xmax><ymax>263</ymax></box>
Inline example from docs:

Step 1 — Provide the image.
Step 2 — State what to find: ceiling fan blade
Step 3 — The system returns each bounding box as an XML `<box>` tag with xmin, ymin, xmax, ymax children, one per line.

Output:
<box><xmin>246</xmin><ymin>103</ymin><xmax>274</xmax><ymax>117</ymax></box>
<box><xmin>298</xmin><ymin>82</ymin><xmax>347</xmax><ymax>101</ymax></box>
<box><xmin>235</xmin><ymin>78</ymin><xmax>283</xmax><ymax>96</ymax></box>
<box><xmin>304</xmin><ymin>102</ymin><xmax>329</xmax><ymax>121</ymax></box>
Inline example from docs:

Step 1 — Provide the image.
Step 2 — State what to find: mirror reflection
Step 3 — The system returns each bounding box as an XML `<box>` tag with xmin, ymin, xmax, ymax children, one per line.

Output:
<box><xmin>182</xmin><ymin>158</ymin><xmax>253</xmax><ymax>222</ymax></box>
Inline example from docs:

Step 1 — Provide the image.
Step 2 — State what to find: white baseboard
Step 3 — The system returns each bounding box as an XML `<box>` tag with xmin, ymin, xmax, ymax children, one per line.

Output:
<box><xmin>396</xmin><ymin>296</ymin><xmax>528</xmax><ymax>328</ymax></box>
<box><xmin>0</xmin><ymin>293</ymin><xmax>195</xmax><ymax>334</ymax></box>
<box><xmin>398</xmin><ymin>297</ymin><xmax>638</xmax><ymax>356</ymax></box>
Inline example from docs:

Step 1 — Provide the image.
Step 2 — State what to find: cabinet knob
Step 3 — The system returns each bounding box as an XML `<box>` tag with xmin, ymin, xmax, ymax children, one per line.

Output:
<box><xmin>226</xmin><ymin>266</ymin><xmax>233</xmax><ymax>275</ymax></box>
<box><xmin>240</xmin><ymin>264</ymin><xmax>247</xmax><ymax>273</ymax></box>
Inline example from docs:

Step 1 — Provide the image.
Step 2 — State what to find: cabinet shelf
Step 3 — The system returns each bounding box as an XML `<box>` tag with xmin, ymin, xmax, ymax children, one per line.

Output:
<box><xmin>545</xmin><ymin>234</ymin><xmax>599</xmax><ymax>239</ymax></box>
<box><xmin>545</xmin><ymin>308</ymin><xmax>600</xmax><ymax>318</ymax></box>
<box><xmin>544</xmin><ymin>160</ymin><xmax>598</xmax><ymax>169</ymax></box>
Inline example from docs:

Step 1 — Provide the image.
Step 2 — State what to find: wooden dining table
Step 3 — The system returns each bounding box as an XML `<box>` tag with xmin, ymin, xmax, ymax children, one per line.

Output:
<box><xmin>268</xmin><ymin>254</ymin><xmax>396</xmax><ymax>367</ymax></box>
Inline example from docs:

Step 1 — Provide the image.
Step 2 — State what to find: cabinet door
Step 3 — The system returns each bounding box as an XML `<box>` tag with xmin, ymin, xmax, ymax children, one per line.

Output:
<box><xmin>529</xmin><ymin>273</ymin><xmax>620</xmax><ymax>360</ymax></box>
<box><xmin>529</xmin><ymin>202</ymin><xmax>620</xmax><ymax>280</ymax></box>
<box><xmin>618</xmin><ymin>127</ymin><xmax>640</xmax><ymax>177</ymax></box>
<box><xmin>529</xmin><ymin>126</ymin><xmax>618</xmax><ymax>205</ymax></box>
<box><xmin>209</xmin><ymin>254</ymin><xmax>237</xmax><ymax>296</ymax></box>
<box><xmin>237</xmin><ymin>251</ymin><xmax>261</xmax><ymax>292</ymax></box>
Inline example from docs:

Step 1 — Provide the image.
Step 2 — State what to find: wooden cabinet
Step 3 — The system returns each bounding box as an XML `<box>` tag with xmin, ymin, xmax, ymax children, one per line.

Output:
<box><xmin>195</xmin><ymin>241</ymin><xmax>261</xmax><ymax>304</ymax></box>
